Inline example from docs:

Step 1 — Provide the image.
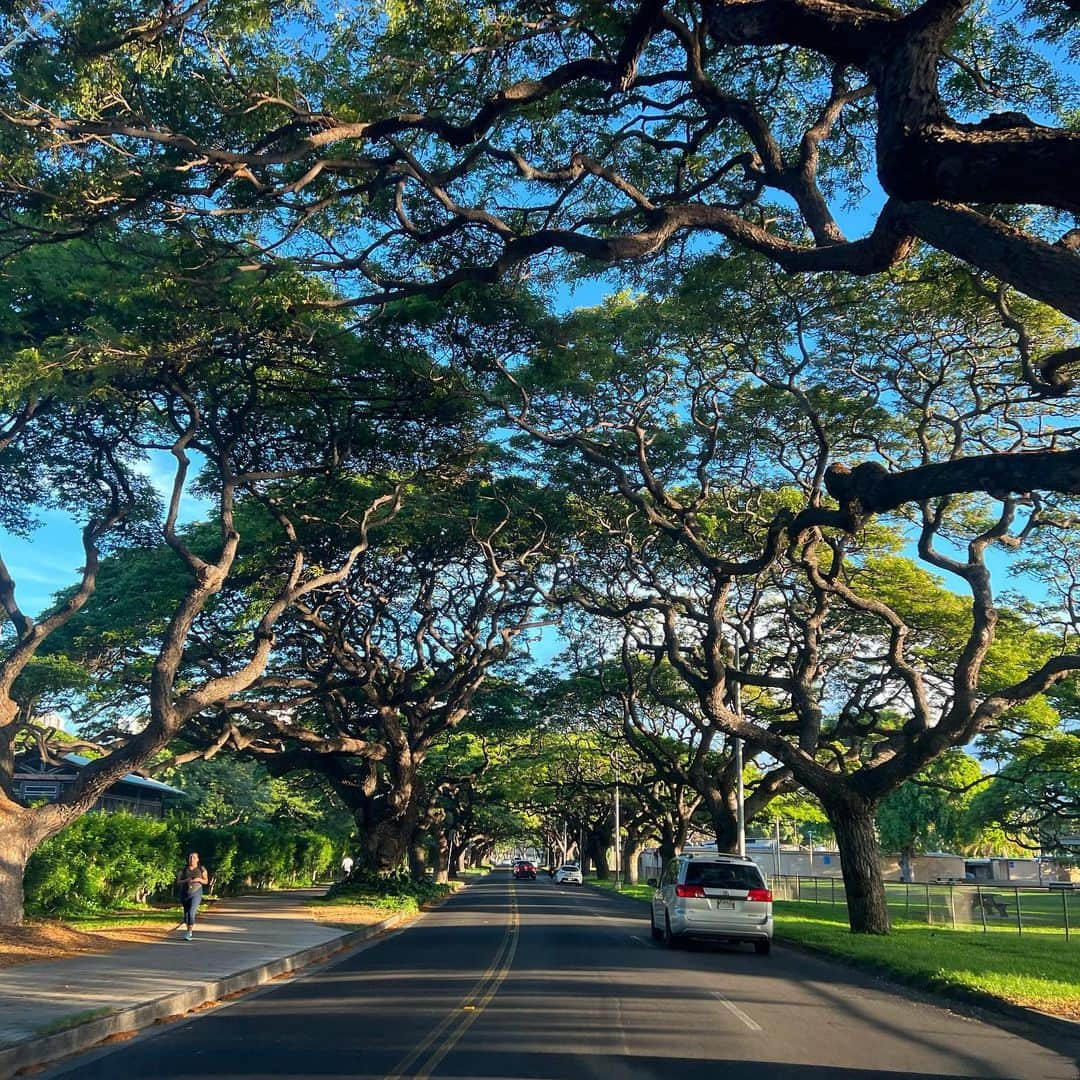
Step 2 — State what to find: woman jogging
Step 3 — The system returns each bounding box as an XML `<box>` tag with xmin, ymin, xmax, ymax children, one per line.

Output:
<box><xmin>176</xmin><ymin>851</ymin><xmax>209</xmax><ymax>941</ymax></box>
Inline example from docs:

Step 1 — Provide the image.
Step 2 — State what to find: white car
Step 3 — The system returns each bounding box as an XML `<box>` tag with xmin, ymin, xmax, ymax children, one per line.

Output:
<box><xmin>649</xmin><ymin>852</ymin><xmax>773</xmax><ymax>954</ymax></box>
<box><xmin>553</xmin><ymin>863</ymin><xmax>583</xmax><ymax>886</ymax></box>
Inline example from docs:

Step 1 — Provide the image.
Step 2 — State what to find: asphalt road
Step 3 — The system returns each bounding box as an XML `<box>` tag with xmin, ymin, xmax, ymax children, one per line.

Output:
<box><xmin>46</xmin><ymin>874</ymin><xmax>1079</xmax><ymax>1079</ymax></box>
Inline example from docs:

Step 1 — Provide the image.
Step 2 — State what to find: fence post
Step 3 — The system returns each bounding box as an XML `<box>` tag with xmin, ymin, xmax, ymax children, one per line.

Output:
<box><xmin>1015</xmin><ymin>887</ymin><xmax>1022</xmax><ymax>936</ymax></box>
<box><xmin>905</xmin><ymin>882</ymin><xmax>910</xmax><ymax>919</ymax></box>
<box><xmin>976</xmin><ymin>885</ymin><xmax>987</xmax><ymax>933</ymax></box>
<box><xmin>797</xmin><ymin>874</ymin><xmax>802</xmax><ymax>901</ymax></box>
<box><xmin>1064</xmin><ymin>889</ymin><xmax>1071</xmax><ymax>942</ymax></box>
<box><xmin>925</xmin><ymin>883</ymin><xmax>931</xmax><ymax>924</ymax></box>
<box><xmin>831</xmin><ymin>877</ymin><xmax>836</xmax><ymax>906</ymax></box>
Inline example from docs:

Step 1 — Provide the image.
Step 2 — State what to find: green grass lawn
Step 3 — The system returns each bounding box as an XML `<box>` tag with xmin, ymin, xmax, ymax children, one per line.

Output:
<box><xmin>786</xmin><ymin>878</ymin><xmax>1078</xmax><ymax>933</ymax></box>
<box><xmin>774</xmin><ymin>901</ymin><xmax>1080</xmax><ymax>1018</ymax></box>
<box><xmin>583</xmin><ymin>876</ymin><xmax>1080</xmax><ymax>1018</ymax></box>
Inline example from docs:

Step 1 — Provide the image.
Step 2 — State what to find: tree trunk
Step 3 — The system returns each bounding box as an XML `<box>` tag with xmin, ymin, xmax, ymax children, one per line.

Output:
<box><xmin>659</xmin><ymin>822</ymin><xmax>677</xmax><ymax>865</ymax></box>
<box><xmin>826</xmin><ymin>794</ymin><xmax>891</xmax><ymax>935</ymax></box>
<box><xmin>900</xmin><ymin>844</ymin><xmax>915</xmax><ymax>883</ymax></box>
<box><xmin>0</xmin><ymin>803</ymin><xmax>47</xmax><ymax>926</ymax></box>
<box><xmin>700</xmin><ymin>781</ymin><xmax>739</xmax><ymax>853</ymax></box>
<box><xmin>408</xmin><ymin>832</ymin><xmax>429</xmax><ymax>879</ymax></box>
<box><xmin>590</xmin><ymin>835</ymin><xmax>610</xmax><ymax>879</ymax></box>
<box><xmin>450</xmin><ymin>845</ymin><xmax>467</xmax><ymax>879</ymax></box>
<box><xmin>433</xmin><ymin>831</ymin><xmax>450</xmax><ymax>884</ymax></box>
<box><xmin>359</xmin><ymin>816</ymin><xmax>412</xmax><ymax>875</ymax></box>
<box><xmin>623</xmin><ymin>836</ymin><xmax>646</xmax><ymax>885</ymax></box>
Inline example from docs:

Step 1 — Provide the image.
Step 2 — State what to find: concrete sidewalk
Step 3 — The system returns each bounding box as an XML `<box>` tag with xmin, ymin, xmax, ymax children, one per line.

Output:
<box><xmin>0</xmin><ymin>889</ymin><xmax>406</xmax><ymax>1076</ymax></box>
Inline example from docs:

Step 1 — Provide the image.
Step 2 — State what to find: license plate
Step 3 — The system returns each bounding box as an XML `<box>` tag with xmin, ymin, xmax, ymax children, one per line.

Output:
<box><xmin>716</xmin><ymin>900</ymin><xmax>736</xmax><ymax>909</ymax></box>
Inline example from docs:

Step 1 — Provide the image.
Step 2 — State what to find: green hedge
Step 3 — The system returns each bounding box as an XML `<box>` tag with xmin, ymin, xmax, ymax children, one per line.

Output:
<box><xmin>25</xmin><ymin>812</ymin><xmax>180</xmax><ymax>914</ymax></box>
<box><xmin>182</xmin><ymin>823</ymin><xmax>334</xmax><ymax>894</ymax></box>
<box><xmin>25</xmin><ymin>814</ymin><xmax>337</xmax><ymax>916</ymax></box>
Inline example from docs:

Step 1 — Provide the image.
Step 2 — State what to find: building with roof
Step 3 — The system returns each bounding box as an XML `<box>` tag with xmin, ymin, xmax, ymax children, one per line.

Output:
<box><xmin>12</xmin><ymin>752</ymin><xmax>185</xmax><ymax>818</ymax></box>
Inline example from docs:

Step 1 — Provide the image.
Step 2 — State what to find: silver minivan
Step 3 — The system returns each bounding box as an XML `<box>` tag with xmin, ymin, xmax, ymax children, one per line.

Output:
<box><xmin>649</xmin><ymin>852</ymin><xmax>773</xmax><ymax>954</ymax></box>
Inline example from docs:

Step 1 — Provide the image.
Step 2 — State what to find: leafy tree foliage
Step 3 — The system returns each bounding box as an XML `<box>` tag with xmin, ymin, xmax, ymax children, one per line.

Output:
<box><xmin>4</xmin><ymin>0</ymin><xmax>1078</xmax><ymax>353</ymax></box>
<box><xmin>966</xmin><ymin>736</ymin><xmax>1080</xmax><ymax>853</ymax></box>
<box><xmin>484</xmin><ymin>255</ymin><xmax>1080</xmax><ymax>932</ymax></box>
<box><xmin>0</xmin><ymin>237</ymin><xmax>464</xmax><ymax>923</ymax></box>
<box><xmin>877</xmin><ymin>751</ymin><xmax>984</xmax><ymax>878</ymax></box>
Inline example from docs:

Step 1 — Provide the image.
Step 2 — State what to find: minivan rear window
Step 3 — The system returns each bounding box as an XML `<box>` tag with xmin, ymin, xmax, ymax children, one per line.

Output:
<box><xmin>685</xmin><ymin>863</ymin><xmax>765</xmax><ymax>890</ymax></box>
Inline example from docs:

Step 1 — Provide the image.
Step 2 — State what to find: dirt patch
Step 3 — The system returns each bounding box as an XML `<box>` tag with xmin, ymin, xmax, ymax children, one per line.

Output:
<box><xmin>0</xmin><ymin>921</ymin><xmax>177</xmax><ymax>969</ymax></box>
<box><xmin>307</xmin><ymin>902</ymin><xmax>401</xmax><ymax>930</ymax></box>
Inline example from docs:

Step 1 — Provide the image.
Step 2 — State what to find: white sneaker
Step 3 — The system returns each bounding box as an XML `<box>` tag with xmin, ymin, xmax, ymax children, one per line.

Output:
<box><xmin>185</xmin><ymin>930</ymin><xmax>193</xmax><ymax>941</ymax></box>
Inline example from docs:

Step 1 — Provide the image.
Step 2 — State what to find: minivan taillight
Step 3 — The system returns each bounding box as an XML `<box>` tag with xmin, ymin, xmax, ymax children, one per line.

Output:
<box><xmin>675</xmin><ymin>883</ymin><xmax>706</xmax><ymax>898</ymax></box>
<box><xmin>747</xmin><ymin>888</ymin><xmax>772</xmax><ymax>902</ymax></box>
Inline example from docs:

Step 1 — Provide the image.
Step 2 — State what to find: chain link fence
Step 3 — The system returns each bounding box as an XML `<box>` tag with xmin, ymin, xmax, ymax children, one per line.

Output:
<box><xmin>772</xmin><ymin>874</ymin><xmax>1078</xmax><ymax>939</ymax></box>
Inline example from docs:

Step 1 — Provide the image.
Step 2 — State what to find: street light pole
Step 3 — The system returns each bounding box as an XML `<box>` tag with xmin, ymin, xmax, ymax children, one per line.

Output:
<box><xmin>613</xmin><ymin>754</ymin><xmax>621</xmax><ymax>890</ymax></box>
<box><xmin>733</xmin><ymin>639</ymin><xmax>746</xmax><ymax>858</ymax></box>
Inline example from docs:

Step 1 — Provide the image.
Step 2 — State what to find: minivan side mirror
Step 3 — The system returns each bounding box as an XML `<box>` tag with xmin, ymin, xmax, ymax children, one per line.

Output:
<box><xmin>647</xmin><ymin>877</ymin><xmax>658</xmax><ymax>887</ymax></box>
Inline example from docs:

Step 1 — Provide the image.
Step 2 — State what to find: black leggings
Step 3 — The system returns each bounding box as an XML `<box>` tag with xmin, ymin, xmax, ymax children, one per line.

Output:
<box><xmin>181</xmin><ymin>890</ymin><xmax>202</xmax><ymax>926</ymax></box>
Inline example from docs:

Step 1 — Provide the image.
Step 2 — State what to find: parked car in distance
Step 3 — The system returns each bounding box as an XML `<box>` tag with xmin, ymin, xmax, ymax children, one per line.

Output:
<box><xmin>513</xmin><ymin>860</ymin><xmax>537</xmax><ymax>880</ymax></box>
<box><xmin>553</xmin><ymin>864</ymin><xmax>583</xmax><ymax>886</ymax></box>
<box><xmin>649</xmin><ymin>852</ymin><xmax>773</xmax><ymax>954</ymax></box>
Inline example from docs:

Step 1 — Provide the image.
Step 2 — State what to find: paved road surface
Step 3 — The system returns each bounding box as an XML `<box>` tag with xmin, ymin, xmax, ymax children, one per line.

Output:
<box><xmin>45</xmin><ymin>875</ymin><xmax>1079</xmax><ymax>1079</ymax></box>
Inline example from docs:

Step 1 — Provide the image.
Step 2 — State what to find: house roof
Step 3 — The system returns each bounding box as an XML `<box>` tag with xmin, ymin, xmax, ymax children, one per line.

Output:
<box><xmin>59</xmin><ymin>754</ymin><xmax>186</xmax><ymax>797</ymax></box>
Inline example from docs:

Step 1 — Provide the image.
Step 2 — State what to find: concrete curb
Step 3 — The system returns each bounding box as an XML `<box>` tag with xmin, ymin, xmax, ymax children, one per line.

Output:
<box><xmin>0</xmin><ymin>911</ymin><xmax>411</xmax><ymax>1077</ymax></box>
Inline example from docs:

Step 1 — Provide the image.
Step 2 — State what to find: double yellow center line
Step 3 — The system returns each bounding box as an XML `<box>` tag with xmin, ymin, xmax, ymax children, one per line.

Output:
<box><xmin>384</xmin><ymin>884</ymin><xmax>520</xmax><ymax>1080</ymax></box>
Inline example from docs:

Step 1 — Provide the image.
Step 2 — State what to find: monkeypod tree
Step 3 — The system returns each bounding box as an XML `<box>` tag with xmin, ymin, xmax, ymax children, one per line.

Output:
<box><xmin>0</xmin><ymin>239</ymin><xmax>442</xmax><ymax>924</ymax></box>
<box><xmin>485</xmin><ymin>256</ymin><xmax>1080</xmax><ymax>933</ymax></box>
<box><xmin>4</xmin><ymin>0</ymin><xmax>1079</xmax><ymax>366</ymax></box>
<box><xmin>620</xmin><ymin>668</ymin><xmax>791</xmax><ymax>860</ymax></box>
<box><xmin>177</xmin><ymin>477</ymin><xmax>563</xmax><ymax>878</ymax></box>
<box><xmin>405</xmin><ymin>681</ymin><xmax>538</xmax><ymax>880</ymax></box>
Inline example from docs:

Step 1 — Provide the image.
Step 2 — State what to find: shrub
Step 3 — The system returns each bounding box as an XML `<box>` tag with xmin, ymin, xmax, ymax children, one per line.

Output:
<box><xmin>25</xmin><ymin>814</ymin><xmax>341</xmax><ymax>915</ymax></box>
<box><xmin>177</xmin><ymin>822</ymin><xmax>338</xmax><ymax>894</ymax></box>
<box><xmin>325</xmin><ymin>868</ymin><xmax>453</xmax><ymax>909</ymax></box>
<box><xmin>25</xmin><ymin>813</ymin><xmax>179</xmax><ymax>915</ymax></box>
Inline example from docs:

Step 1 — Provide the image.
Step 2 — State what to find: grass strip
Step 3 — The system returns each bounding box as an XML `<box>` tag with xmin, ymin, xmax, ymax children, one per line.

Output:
<box><xmin>776</xmin><ymin>901</ymin><xmax>1080</xmax><ymax>1019</ymax></box>
<box><xmin>58</xmin><ymin>907</ymin><xmax>193</xmax><ymax>931</ymax></box>
<box><xmin>34</xmin><ymin>1008</ymin><xmax>112</xmax><ymax>1037</ymax></box>
<box><xmin>583</xmin><ymin>876</ymin><xmax>653</xmax><ymax>903</ymax></box>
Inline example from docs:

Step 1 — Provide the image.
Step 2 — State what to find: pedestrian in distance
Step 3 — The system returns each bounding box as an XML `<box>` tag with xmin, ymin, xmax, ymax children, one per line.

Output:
<box><xmin>176</xmin><ymin>851</ymin><xmax>209</xmax><ymax>941</ymax></box>
<box><xmin>341</xmin><ymin>854</ymin><xmax>354</xmax><ymax>879</ymax></box>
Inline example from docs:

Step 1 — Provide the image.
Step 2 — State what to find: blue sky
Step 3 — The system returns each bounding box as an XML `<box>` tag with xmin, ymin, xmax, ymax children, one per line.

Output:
<box><xmin>0</xmin><ymin>450</ymin><xmax>210</xmax><ymax>617</ymax></box>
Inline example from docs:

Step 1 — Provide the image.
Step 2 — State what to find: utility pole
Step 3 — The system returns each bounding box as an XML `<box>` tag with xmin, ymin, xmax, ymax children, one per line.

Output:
<box><xmin>774</xmin><ymin>817</ymin><xmax>782</xmax><ymax>878</ymax></box>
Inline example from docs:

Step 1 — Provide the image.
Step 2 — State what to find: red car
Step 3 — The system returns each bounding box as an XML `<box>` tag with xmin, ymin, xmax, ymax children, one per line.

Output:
<box><xmin>513</xmin><ymin>860</ymin><xmax>537</xmax><ymax>880</ymax></box>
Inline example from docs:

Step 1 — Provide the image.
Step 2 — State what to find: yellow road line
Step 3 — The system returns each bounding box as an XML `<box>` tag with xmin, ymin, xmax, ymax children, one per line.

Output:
<box><xmin>384</xmin><ymin>885</ymin><xmax>520</xmax><ymax>1080</ymax></box>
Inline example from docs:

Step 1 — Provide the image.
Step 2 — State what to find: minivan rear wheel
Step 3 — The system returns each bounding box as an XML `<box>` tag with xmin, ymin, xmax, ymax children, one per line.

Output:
<box><xmin>663</xmin><ymin>915</ymin><xmax>682</xmax><ymax>949</ymax></box>
<box><xmin>650</xmin><ymin>910</ymin><xmax>663</xmax><ymax>941</ymax></box>
<box><xmin>754</xmin><ymin>938</ymin><xmax>771</xmax><ymax>956</ymax></box>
